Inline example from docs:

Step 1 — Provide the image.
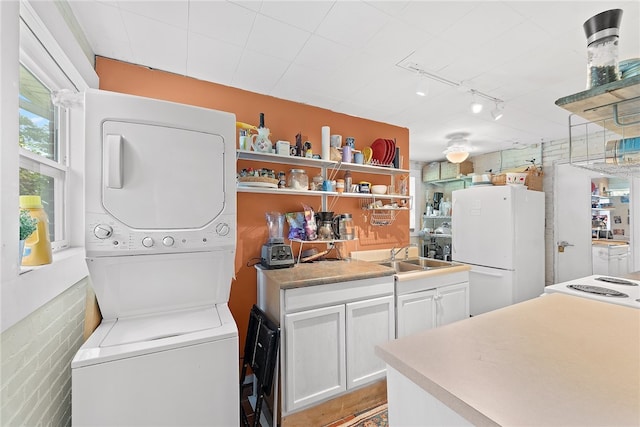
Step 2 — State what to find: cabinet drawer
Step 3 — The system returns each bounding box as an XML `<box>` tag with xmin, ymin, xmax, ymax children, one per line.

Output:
<box><xmin>284</xmin><ymin>276</ymin><xmax>393</xmax><ymax>313</ymax></box>
<box><xmin>395</xmin><ymin>270</ymin><xmax>469</xmax><ymax>295</ymax></box>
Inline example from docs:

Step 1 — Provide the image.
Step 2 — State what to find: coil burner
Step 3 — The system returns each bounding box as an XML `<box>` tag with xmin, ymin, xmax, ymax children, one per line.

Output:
<box><xmin>595</xmin><ymin>276</ymin><xmax>638</xmax><ymax>286</ymax></box>
<box><xmin>567</xmin><ymin>284</ymin><xmax>628</xmax><ymax>298</ymax></box>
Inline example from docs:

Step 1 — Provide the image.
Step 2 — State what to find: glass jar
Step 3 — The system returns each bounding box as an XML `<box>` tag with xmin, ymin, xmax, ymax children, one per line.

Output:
<box><xmin>288</xmin><ymin>169</ymin><xmax>308</xmax><ymax>191</ymax></box>
<box><xmin>587</xmin><ymin>35</ymin><xmax>620</xmax><ymax>88</ymax></box>
<box><xmin>311</xmin><ymin>173</ymin><xmax>323</xmax><ymax>191</ymax></box>
<box><xmin>583</xmin><ymin>9</ymin><xmax>623</xmax><ymax>89</ymax></box>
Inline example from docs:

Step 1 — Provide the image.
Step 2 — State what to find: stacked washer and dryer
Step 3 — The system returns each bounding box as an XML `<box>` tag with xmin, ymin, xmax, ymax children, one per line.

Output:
<box><xmin>71</xmin><ymin>89</ymin><xmax>239</xmax><ymax>426</ymax></box>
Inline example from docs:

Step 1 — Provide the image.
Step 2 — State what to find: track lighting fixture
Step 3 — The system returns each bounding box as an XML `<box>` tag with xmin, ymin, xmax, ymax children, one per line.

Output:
<box><xmin>470</xmin><ymin>91</ymin><xmax>483</xmax><ymax>114</ymax></box>
<box><xmin>491</xmin><ymin>102</ymin><xmax>504</xmax><ymax>121</ymax></box>
<box><xmin>415</xmin><ymin>72</ymin><xmax>428</xmax><ymax>97</ymax></box>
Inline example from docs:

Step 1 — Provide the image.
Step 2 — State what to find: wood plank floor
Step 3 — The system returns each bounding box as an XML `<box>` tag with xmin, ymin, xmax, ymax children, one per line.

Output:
<box><xmin>241</xmin><ymin>383</ymin><xmax>386</xmax><ymax>427</ymax></box>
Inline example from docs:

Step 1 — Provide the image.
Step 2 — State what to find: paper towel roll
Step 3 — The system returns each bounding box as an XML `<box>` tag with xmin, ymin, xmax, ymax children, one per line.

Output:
<box><xmin>322</xmin><ymin>126</ymin><xmax>330</xmax><ymax>160</ymax></box>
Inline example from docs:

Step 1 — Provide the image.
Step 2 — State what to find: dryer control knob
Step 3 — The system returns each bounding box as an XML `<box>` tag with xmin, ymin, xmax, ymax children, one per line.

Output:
<box><xmin>142</xmin><ymin>237</ymin><xmax>154</xmax><ymax>248</ymax></box>
<box><xmin>162</xmin><ymin>236</ymin><xmax>175</xmax><ymax>247</ymax></box>
<box><xmin>94</xmin><ymin>224</ymin><xmax>113</xmax><ymax>239</ymax></box>
<box><xmin>216</xmin><ymin>223</ymin><xmax>230</xmax><ymax>236</ymax></box>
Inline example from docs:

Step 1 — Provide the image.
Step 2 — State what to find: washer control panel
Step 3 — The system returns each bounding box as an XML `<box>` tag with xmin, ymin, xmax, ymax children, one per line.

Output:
<box><xmin>86</xmin><ymin>212</ymin><xmax>235</xmax><ymax>256</ymax></box>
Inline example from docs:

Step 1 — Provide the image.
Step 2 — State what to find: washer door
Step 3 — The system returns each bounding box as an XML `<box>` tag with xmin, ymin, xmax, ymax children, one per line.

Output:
<box><xmin>102</xmin><ymin>120</ymin><xmax>225</xmax><ymax>230</ymax></box>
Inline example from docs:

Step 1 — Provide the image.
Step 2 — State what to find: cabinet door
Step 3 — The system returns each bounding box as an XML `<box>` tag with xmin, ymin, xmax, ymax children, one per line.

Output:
<box><xmin>396</xmin><ymin>290</ymin><xmax>437</xmax><ymax>339</ymax></box>
<box><xmin>346</xmin><ymin>296</ymin><xmax>395</xmax><ymax>389</ymax></box>
<box><xmin>436</xmin><ymin>282</ymin><xmax>470</xmax><ymax>327</ymax></box>
<box><xmin>284</xmin><ymin>305</ymin><xmax>346</xmax><ymax>412</ymax></box>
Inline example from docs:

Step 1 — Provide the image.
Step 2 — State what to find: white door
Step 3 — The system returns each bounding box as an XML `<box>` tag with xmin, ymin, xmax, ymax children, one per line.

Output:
<box><xmin>554</xmin><ymin>163</ymin><xmax>595</xmax><ymax>283</ymax></box>
<box><xmin>452</xmin><ymin>186</ymin><xmax>514</xmax><ymax>269</ymax></box>
<box><xmin>284</xmin><ymin>305</ymin><xmax>346</xmax><ymax>412</ymax></box>
<box><xmin>396</xmin><ymin>290</ymin><xmax>437</xmax><ymax>338</ymax></box>
<box><xmin>436</xmin><ymin>282</ymin><xmax>470</xmax><ymax>327</ymax></box>
<box><xmin>345</xmin><ymin>296</ymin><xmax>394</xmax><ymax>389</ymax></box>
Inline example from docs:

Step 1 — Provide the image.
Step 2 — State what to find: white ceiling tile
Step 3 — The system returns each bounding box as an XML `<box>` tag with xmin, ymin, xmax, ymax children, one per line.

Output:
<box><xmin>362</xmin><ymin>18</ymin><xmax>438</xmax><ymax>64</ymax></box>
<box><xmin>188</xmin><ymin>1</ymin><xmax>256</xmax><ymax>47</ymax></box>
<box><xmin>68</xmin><ymin>1</ymin><xmax>128</xmax><ymax>46</ymax></box>
<box><xmin>315</xmin><ymin>1</ymin><xmax>390</xmax><ymax>49</ymax></box>
<box><xmin>231</xmin><ymin>49</ymin><xmax>290</xmax><ymax>94</ymax></box>
<box><xmin>365</xmin><ymin>1</ymin><xmax>411</xmax><ymax>17</ymax></box>
<box><xmin>115</xmin><ymin>0</ymin><xmax>189</xmax><ymax>29</ymax></box>
<box><xmin>245</xmin><ymin>14</ymin><xmax>311</xmax><ymax>62</ymax></box>
<box><xmin>440</xmin><ymin>2</ymin><xmax>527</xmax><ymax>52</ymax></box>
<box><xmin>439</xmin><ymin>20</ymin><xmax>555</xmax><ymax>88</ymax></box>
<box><xmin>293</xmin><ymin>35</ymin><xmax>354</xmax><ymax>72</ymax></box>
<box><xmin>229</xmin><ymin>1</ymin><xmax>263</xmax><ymax>12</ymax></box>
<box><xmin>121</xmin><ymin>11</ymin><xmax>188</xmax><ymax>74</ymax></box>
<box><xmin>396</xmin><ymin>2</ymin><xmax>477</xmax><ymax>36</ymax></box>
<box><xmin>258</xmin><ymin>1</ymin><xmax>334</xmax><ymax>32</ymax></box>
<box><xmin>186</xmin><ymin>32</ymin><xmax>243</xmax><ymax>86</ymax></box>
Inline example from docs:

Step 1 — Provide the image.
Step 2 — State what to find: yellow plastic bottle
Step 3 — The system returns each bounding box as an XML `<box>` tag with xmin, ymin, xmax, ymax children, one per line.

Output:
<box><xmin>20</xmin><ymin>195</ymin><xmax>52</xmax><ymax>266</ymax></box>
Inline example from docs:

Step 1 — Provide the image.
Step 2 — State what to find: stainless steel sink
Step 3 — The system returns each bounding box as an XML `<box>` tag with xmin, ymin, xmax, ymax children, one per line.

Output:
<box><xmin>377</xmin><ymin>261</ymin><xmax>425</xmax><ymax>273</ymax></box>
<box><xmin>378</xmin><ymin>257</ymin><xmax>454</xmax><ymax>274</ymax></box>
<box><xmin>403</xmin><ymin>258</ymin><xmax>452</xmax><ymax>269</ymax></box>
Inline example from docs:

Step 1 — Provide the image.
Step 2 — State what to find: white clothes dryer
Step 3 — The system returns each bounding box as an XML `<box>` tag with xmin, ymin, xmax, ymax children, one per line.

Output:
<box><xmin>72</xmin><ymin>90</ymin><xmax>238</xmax><ymax>426</ymax></box>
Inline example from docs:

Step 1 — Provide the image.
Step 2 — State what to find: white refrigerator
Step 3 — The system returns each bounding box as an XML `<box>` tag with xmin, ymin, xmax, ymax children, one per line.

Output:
<box><xmin>452</xmin><ymin>185</ymin><xmax>545</xmax><ymax>316</ymax></box>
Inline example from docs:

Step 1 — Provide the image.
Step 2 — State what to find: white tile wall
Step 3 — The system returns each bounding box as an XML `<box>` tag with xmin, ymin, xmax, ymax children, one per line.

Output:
<box><xmin>1</xmin><ymin>277</ymin><xmax>88</xmax><ymax>427</ymax></box>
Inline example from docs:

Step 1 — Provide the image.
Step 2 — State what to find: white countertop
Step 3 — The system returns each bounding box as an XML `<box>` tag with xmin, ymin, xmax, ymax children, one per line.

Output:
<box><xmin>376</xmin><ymin>293</ymin><xmax>640</xmax><ymax>426</ymax></box>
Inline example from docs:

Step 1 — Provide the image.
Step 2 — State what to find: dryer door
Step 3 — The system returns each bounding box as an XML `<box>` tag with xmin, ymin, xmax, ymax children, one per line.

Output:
<box><xmin>102</xmin><ymin>120</ymin><xmax>224</xmax><ymax>230</ymax></box>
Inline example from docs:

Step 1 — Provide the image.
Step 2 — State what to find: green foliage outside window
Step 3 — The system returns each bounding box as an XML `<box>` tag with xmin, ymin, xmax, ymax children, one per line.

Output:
<box><xmin>19</xmin><ymin>209</ymin><xmax>38</xmax><ymax>240</ymax></box>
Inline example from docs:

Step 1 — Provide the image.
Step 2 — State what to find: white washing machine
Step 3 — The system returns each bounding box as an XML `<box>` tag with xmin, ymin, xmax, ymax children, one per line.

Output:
<box><xmin>72</xmin><ymin>89</ymin><xmax>238</xmax><ymax>426</ymax></box>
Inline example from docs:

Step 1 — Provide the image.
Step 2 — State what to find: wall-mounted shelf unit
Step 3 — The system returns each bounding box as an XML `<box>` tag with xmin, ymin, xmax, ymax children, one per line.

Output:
<box><xmin>236</xmin><ymin>150</ymin><xmax>410</xmax><ymax>215</ymax></box>
<box><xmin>555</xmin><ymin>75</ymin><xmax>640</xmax><ymax>176</ymax></box>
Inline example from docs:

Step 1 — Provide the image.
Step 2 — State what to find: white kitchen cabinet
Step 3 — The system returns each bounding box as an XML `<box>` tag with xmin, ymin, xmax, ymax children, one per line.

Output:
<box><xmin>592</xmin><ymin>244</ymin><xmax>629</xmax><ymax>276</ymax></box>
<box><xmin>284</xmin><ymin>305</ymin><xmax>346</xmax><ymax>412</ymax></box>
<box><xmin>395</xmin><ymin>271</ymin><xmax>469</xmax><ymax>339</ymax></box>
<box><xmin>346</xmin><ymin>295</ymin><xmax>394</xmax><ymax>389</ymax></box>
<box><xmin>257</xmin><ymin>269</ymin><xmax>395</xmax><ymax>416</ymax></box>
<box><xmin>437</xmin><ymin>282</ymin><xmax>470</xmax><ymax>326</ymax></box>
<box><xmin>397</xmin><ymin>289</ymin><xmax>437</xmax><ymax>337</ymax></box>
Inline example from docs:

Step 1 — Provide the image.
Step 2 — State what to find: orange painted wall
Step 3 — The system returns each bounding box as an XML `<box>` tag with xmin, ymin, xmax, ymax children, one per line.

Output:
<box><xmin>95</xmin><ymin>57</ymin><xmax>410</xmax><ymax>351</ymax></box>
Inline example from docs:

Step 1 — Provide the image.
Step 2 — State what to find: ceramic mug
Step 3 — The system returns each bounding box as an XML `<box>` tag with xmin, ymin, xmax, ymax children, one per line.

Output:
<box><xmin>354</xmin><ymin>152</ymin><xmax>364</xmax><ymax>164</ymax></box>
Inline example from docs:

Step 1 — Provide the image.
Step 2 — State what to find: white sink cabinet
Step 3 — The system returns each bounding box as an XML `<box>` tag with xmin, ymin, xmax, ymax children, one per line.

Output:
<box><xmin>395</xmin><ymin>270</ymin><xmax>469</xmax><ymax>338</ymax></box>
<box><xmin>257</xmin><ymin>272</ymin><xmax>395</xmax><ymax>416</ymax></box>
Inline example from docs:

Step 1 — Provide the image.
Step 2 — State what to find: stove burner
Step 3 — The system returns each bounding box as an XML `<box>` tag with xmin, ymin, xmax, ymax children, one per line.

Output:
<box><xmin>568</xmin><ymin>284</ymin><xmax>628</xmax><ymax>298</ymax></box>
<box><xmin>595</xmin><ymin>276</ymin><xmax>638</xmax><ymax>286</ymax></box>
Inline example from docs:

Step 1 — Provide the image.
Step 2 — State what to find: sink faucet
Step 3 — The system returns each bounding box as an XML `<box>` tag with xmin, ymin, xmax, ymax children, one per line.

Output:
<box><xmin>390</xmin><ymin>244</ymin><xmax>417</xmax><ymax>261</ymax></box>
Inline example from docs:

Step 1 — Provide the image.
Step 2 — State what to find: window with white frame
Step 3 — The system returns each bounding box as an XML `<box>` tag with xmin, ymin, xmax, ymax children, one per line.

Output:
<box><xmin>19</xmin><ymin>19</ymin><xmax>75</xmax><ymax>251</ymax></box>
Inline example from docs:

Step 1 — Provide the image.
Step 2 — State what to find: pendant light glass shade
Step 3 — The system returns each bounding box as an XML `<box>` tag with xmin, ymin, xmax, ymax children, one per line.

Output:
<box><xmin>444</xmin><ymin>148</ymin><xmax>470</xmax><ymax>163</ymax></box>
<box><xmin>443</xmin><ymin>132</ymin><xmax>471</xmax><ymax>163</ymax></box>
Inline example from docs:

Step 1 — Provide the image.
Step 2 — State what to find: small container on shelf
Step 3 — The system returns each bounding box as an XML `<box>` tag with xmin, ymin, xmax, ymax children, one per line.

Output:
<box><xmin>288</xmin><ymin>169</ymin><xmax>309</xmax><ymax>191</ymax></box>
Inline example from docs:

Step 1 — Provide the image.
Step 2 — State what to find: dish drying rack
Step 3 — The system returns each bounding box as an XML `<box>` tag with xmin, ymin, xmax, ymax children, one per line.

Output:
<box><xmin>359</xmin><ymin>197</ymin><xmax>410</xmax><ymax>226</ymax></box>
